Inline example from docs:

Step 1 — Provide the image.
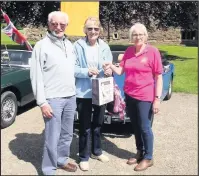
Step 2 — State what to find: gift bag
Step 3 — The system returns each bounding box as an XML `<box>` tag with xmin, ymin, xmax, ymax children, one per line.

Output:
<box><xmin>92</xmin><ymin>77</ymin><xmax>114</xmax><ymax>106</ymax></box>
<box><xmin>106</xmin><ymin>81</ymin><xmax>126</xmax><ymax>120</ymax></box>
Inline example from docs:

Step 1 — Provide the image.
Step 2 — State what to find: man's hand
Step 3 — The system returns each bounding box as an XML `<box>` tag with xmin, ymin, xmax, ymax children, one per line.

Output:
<box><xmin>41</xmin><ymin>103</ymin><xmax>53</xmax><ymax>118</ymax></box>
<box><xmin>88</xmin><ymin>67</ymin><xmax>99</xmax><ymax>77</ymax></box>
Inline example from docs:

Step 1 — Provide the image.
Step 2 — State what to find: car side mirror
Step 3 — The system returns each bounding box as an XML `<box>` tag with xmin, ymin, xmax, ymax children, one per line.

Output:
<box><xmin>2</xmin><ymin>51</ymin><xmax>9</xmax><ymax>55</ymax></box>
<box><xmin>1</xmin><ymin>51</ymin><xmax>10</xmax><ymax>63</ymax></box>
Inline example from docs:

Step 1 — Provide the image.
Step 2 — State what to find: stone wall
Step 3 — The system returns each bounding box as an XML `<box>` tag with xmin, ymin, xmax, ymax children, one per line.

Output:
<box><xmin>24</xmin><ymin>26</ymin><xmax>197</xmax><ymax>46</ymax></box>
<box><xmin>23</xmin><ymin>25</ymin><xmax>47</xmax><ymax>42</ymax></box>
<box><xmin>103</xmin><ymin>27</ymin><xmax>182</xmax><ymax>44</ymax></box>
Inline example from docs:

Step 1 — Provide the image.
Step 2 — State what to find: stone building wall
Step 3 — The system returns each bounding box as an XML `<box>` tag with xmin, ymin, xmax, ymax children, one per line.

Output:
<box><xmin>103</xmin><ymin>27</ymin><xmax>182</xmax><ymax>44</ymax></box>
<box><xmin>23</xmin><ymin>26</ymin><xmax>197</xmax><ymax>46</ymax></box>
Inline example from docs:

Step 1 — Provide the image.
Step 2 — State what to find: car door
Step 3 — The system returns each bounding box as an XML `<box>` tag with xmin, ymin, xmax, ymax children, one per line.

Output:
<box><xmin>14</xmin><ymin>69</ymin><xmax>34</xmax><ymax>106</ymax></box>
<box><xmin>8</xmin><ymin>50</ymin><xmax>34</xmax><ymax>106</ymax></box>
<box><xmin>162</xmin><ymin>60</ymin><xmax>174</xmax><ymax>99</ymax></box>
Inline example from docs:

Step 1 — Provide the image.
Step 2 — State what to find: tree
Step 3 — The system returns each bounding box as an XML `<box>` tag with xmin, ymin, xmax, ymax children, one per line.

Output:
<box><xmin>1</xmin><ymin>2</ymin><xmax>60</xmax><ymax>27</ymax></box>
<box><xmin>99</xmin><ymin>1</ymin><xmax>198</xmax><ymax>31</ymax></box>
<box><xmin>1</xmin><ymin>1</ymin><xmax>198</xmax><ymax>31</ymax></box>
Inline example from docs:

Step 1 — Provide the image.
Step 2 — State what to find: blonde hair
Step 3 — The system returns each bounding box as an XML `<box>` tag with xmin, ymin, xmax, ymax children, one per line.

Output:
<box><xmin>48</xmin><ymin>11</ymin><xmax>69</xmax><ymax>24</ymax></box>
<box><xmin>129</xmin><ymin>23</ymin><xmax>148</xmax><ymax>42</ymax></box>
<box><xmin>83</xmin><ymin>17</ymin><xmax>103</xmax><ymax>35</ymax></box>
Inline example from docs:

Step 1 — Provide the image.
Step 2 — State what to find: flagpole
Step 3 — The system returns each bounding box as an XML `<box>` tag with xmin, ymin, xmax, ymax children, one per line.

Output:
<box><xmin>0</xmin><ymin>8</ymin><xmax>4</xmax><ymax>15</ymax></box>
<box><xmin>25</xmin><ymin>40</ymin><xmax>33</xmax><ymax>51</ymax></box>
<box><xmin>4</xmin><ymin>44</ymin><xmax>8</xmax><ymax>51</ymax></box>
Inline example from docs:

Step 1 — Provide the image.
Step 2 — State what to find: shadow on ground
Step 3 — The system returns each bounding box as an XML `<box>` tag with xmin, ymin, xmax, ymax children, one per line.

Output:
<box><xmin>9</xmin><ymin>123</ymin><xmax>134</xmax><ymax>175</ymax></box>
<box><xmin>159</xmin><ymin>50</ymin><xmax>195</xmax><ymax>61</ymax></box>
<box><xmin>9</xmin><ymin>131</ymin><xmax>44</xmax><ymax>175</ymax></box>
<box><xmin>72</xmin><ymin>123</ymin><xmax>134</xmax><ymax>161</ymax></box>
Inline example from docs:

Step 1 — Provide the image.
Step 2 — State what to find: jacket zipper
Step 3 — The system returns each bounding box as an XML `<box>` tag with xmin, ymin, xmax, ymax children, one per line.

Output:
<box><xmin>61</xmin><ymin>40</ymin><xmax>67</xmax><ymax>58</ymax></box>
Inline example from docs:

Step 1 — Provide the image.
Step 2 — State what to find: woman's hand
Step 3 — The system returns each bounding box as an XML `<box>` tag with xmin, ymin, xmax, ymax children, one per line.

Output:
<box><xmin>103</xmin><ymin>62</ymin><xmax>124</xmax><ymax>75</ymax></box>
<box><xmin>103</xmin><ymin>62</ymin><xmax>112</xmax><ymax>70</ymax></box>
<box><xmin>88</xmin><ymin>67</ymin><xmax>99</xmax><ymax>76</ymax></box>
<box><xmin>153</xmin><ymin>99</ymin><xmax>160</xmax><ymax>114</ymax></box>
<box><xmin>103</xmin><ymin>62</ymin><xmax>113</xmax><ymax>76</ymax></box>
<box><xmin>104</xmin><ymin>68</ymin><xmax>112</xmax><ymax>76</ymax></box>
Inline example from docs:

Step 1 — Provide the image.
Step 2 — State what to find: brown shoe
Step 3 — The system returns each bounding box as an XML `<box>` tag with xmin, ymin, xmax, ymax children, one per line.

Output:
<box><xmin>127</xmin><ymin>150</ymin><xmax>143</xmax><ymax>165</ymax></box>
<box><xmin>134</xmin><ymin>159</ymin><xmax>153</xmax><ymax>171</ymax></box>
<box><xmin>61</xmin><ymin>162</ymin><xmax>78</xmax><ymax>172</ymax></box>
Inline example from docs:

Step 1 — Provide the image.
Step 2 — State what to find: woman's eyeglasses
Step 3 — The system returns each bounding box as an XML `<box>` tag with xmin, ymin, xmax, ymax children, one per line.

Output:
<box><xmin>132</xmin><ymin>33</ymin><xmax>145</xmax><ymax>38</ymax></box>
<box><xmin>87</xmin><ymin>28</ymin><xmax>100</xmax><ymax>32</ymax></box>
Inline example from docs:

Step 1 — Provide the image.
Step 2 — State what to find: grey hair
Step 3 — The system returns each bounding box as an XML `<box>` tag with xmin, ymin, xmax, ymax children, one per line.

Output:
<box><xmin>129</xmin><ymin>23</ymin><xmax>148</xmax><ymax>42</ymax></box>
<box><xmin>48</xmin><ymin>11</ymin><xmax>69</xmax><ymax>24</ymax></box>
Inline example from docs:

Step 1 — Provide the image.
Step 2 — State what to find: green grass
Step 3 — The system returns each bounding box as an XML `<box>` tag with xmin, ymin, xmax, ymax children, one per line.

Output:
<box><xmin>1</xmin><ymin>35</ymin><xmax>198</xmax><ymax>94</ymax></box>
<box><xmin>110</xmin><ymin>43</ymin><xmax>198</xmax><ymax>94</ymax></box>
<box><xmin>1</xmin><ymin>32</ymin><xmax>17</xmax><ymax>45</ymax></box>
<box><xmin>1</xmin><ymin>32</ymin><xmax>35</xmax><ymax>45</ymax></box>
<box><xmin>156</xmin><ymin>45</ymin><xmax>198</xmax><ymax>94</ymax></box>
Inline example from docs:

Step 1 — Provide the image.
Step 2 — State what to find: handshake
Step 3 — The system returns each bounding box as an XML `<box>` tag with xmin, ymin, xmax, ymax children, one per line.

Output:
<box><xmin>103</xmin><ymin>62</ymin><xmax>112</xmax><ymax>70</ymax></box>
<box><xmin>88</xmin><ymin>62</ymin><xmax>113</xmax><ymax>77</ymax></box>
<box><xmin>103</xmin><ymin>62</ymin><xmax>113</xmax><ymax>76</ymax></box>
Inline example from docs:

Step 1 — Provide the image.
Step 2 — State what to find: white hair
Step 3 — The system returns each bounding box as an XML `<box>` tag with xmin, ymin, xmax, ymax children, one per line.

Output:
<box><xmin>129</xmin><ymin>23</ymin><xmax>148</xmax><ymax>42</ymax></box>
<box><xmin>48</xmin><ymin>11</ymin><xmax>69</xmax><ymax>24</ymax></box>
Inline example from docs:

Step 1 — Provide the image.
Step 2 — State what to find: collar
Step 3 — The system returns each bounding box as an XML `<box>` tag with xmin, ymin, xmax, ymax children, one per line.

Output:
<box><xmin>85</xmin><ymin>36</ymin><xmax>99</xmax><ymax>46</ymax></box>
<box><xmin>134</xmin><ymin>43</ymin><xmax>149</xmax><ymax>57</ymax></box>
<box><xmin>46</xmin><ymin>30</ymin><xmax>67</xmax><ymax>42</ymax></box>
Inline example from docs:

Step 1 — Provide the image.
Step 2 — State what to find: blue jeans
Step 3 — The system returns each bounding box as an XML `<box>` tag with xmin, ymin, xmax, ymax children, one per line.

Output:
<box><xmin>125</xmin><ymin>93</ymin><xmax>154</xmax><ymax>160</ymax></box>
<box><xmin>77</xmin><ymin>98</ymin><xmax>106</xmax><ymax>161</ymax></box>
<box><xmin>42</xmin><ymin>96</ymin><xmax>76</xmax><ymax>175</ymax></box>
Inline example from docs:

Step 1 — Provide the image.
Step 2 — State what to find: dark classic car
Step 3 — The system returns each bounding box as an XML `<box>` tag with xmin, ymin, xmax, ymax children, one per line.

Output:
<box><xmin>1</xmin><ymin>49</ymin><xmax>34</xmax><ymax>128</ymax></box>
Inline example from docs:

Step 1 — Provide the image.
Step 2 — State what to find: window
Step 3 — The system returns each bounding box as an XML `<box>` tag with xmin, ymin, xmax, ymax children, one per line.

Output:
<box><xmin>181</xmin><ymin>30</ymin><xmax>197</xmax><ymax>40</ymax></box>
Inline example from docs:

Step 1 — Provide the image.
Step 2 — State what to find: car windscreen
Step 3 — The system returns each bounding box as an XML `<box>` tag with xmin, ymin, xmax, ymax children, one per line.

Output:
<box><xmin>1</xmin><ymin>50</ymin><xmax>32</xmax><ymax>66</ymax></box>
<box><xmin>112</xmin><ymin>51</ymin><xmax>125</xmax><ymax>63</ymax></box>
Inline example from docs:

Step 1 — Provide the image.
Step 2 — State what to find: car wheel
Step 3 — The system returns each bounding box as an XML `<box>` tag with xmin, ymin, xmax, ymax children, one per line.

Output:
<box><xmin>1</xmin><ymin>91</ymin><xmax>18</xmax><ymax>128</ymax></box>
<box><xmin>164</xmin><ymin>78</ymin><xmax>173</xmax><ymax>100</ymax></box>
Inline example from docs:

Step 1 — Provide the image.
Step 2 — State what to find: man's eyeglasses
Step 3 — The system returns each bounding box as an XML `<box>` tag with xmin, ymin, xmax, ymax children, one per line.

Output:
<box><xmin>132</xmin><ymin>33</ymin><xmax>145</xmax><ymax>38</ymax></box>
<box><xmin>87</xmin><ymin>28</ymin><xmax>100</xmax><ymax>32</ymax></box>
<box><xmin>50</xmin><ymin>22</ymin><xmax>67</xmax><ymax>28</ymax></box>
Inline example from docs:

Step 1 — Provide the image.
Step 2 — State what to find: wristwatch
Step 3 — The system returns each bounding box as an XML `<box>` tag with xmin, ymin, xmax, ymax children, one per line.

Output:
<box><xmin>155</xmin><ymin>96</ymin><xmax>161</xmax><ymax>99</ymax></box>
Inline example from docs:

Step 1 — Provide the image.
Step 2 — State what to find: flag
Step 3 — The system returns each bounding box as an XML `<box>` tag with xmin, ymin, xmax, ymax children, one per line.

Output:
<box><xmin>1</xmin><ymin>9</ymin><xmax>33</xmax><ymax>51</ymax></box>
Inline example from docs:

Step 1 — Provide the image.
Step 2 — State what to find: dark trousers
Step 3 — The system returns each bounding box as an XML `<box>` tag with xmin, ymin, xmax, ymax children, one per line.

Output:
<box><xmin>77</xmin><ymin>98</ymin><xmax>106</xmax><ymax>161</ymax></box>
<box><xmin>125</xmin><ymin>93</ymin><xmax>154</xmax><ymax>160</ymax></box>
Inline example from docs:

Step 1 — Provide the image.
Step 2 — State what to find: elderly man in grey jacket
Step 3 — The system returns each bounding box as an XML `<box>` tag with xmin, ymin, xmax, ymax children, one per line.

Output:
<box><xmin>30</xmin><ymin>11</ymin><xmax>77</xmax><ymax>175</ymax></box>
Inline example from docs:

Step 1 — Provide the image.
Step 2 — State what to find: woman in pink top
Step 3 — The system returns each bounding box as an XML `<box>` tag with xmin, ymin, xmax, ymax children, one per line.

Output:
<box><xmin>103</xmin><ymin>23</ymin><xmax>163</xmax><ymax>171</ymax></box>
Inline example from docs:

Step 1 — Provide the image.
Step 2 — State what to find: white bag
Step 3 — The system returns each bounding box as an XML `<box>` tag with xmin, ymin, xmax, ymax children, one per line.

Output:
<box><xmin>92</xmin><ymin>77</ymin><xmax>114</xmax><ymax>106</ymax></box>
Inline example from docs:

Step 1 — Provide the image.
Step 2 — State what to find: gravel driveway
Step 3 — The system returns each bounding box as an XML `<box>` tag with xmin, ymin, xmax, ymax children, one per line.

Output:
<box><xmin>1</xmin><ymin>93</ymin><xmax>198</xmax><ymax>175</ymax></box>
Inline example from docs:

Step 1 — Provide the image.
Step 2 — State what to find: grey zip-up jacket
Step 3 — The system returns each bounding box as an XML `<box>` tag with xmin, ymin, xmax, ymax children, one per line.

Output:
<box><xmin>30</xmin><ymin>32</ymin><xmax>76</xmax><ymax>106</ymax></box>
